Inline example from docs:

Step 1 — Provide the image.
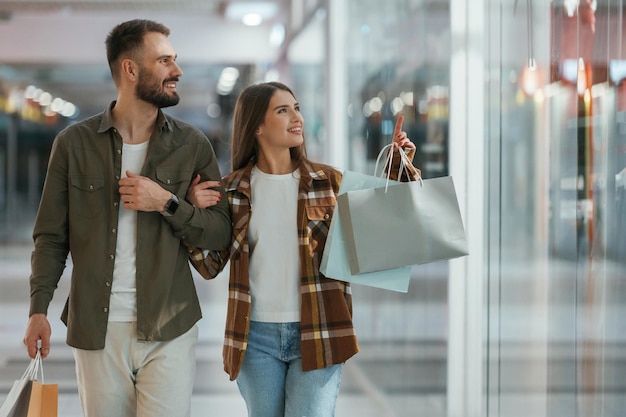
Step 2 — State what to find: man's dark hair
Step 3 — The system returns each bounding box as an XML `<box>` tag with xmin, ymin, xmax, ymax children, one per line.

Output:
<box><xmin>105</xmin><ymin>19</ymin><xmax>170</xmax><ymax>82</ymax></box>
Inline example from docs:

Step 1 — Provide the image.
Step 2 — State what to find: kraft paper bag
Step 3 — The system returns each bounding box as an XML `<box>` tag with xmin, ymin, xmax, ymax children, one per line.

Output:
<box><xmin>337</xmin><ymin>175</ymin><xmax>468</xmax><ymax>274</ymax></box>
<box><xmin>26</xmin><ymin>381</ymin><xmax>58</xmax><ymax>417</ymax></box>
<box><xmin>0</xmin><ymin>350</ymin><xmax>52</xmax><ymax>417</ymax></box>
<box><xmin>320</xmin><ymin>170</ymin><xmax>412</xmax><ymax>292</ymax></box>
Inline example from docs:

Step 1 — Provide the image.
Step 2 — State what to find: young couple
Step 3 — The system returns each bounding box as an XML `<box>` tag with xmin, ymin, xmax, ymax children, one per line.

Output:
<box><xmin>24</xmin><ymin>19</ymin><xmax>418</xmax><ymax>417</ymax></box>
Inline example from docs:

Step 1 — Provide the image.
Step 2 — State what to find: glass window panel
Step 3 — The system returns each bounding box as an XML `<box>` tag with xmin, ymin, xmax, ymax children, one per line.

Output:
<box><xmin>487</xmin><ymin>1</ymin><xmax>626</xmax><ymax>416</ymax></box>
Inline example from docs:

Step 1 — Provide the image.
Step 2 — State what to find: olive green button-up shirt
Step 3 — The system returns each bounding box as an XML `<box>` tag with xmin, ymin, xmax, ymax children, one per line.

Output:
<box><xmin>29</xmin><ymin>102</ymin><xmax>232</xmax><ymax>350</ymax></box>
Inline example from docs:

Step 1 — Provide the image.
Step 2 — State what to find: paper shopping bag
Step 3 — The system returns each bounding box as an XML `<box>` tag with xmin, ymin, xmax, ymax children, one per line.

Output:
<box><xmin>337</xmin><ymin>175</ymin><xmax>468</xmax><ymax>274</ymax></box>
<box><xmin>0</xmin><ymin>350</ymin><xmax>49</xmax><ymax>417</ymax></box>
<box><xmin>26</xmin><ymin>381</ymin><xmax>58</xmax><ymax>417</ymax></box>
<box><xmin>0</xmin><ymin>379</ymin><xmax>33</xmax><ymax>417</ymax></box>
<box><xmin>320</xmin><ymin>171</ymin><xmax>412</xmax><ymax>292</ymax></box>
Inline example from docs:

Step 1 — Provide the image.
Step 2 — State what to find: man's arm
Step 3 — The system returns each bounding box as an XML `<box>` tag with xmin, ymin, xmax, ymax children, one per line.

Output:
<box><xmin>27</xmin><ymin>136</ymin><xmax>71</xmax><ymax>358</ymax></box>
<box><xmin>162</xmin><ymin>139</ymin><xmax>231</xmax><ymax>250</ymax></box>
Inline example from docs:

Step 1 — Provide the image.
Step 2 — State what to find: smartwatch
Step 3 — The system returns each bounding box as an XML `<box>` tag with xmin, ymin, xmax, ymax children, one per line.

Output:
<box><xmin>161</xmin><ymin>194</ymin><xmax>180</xmax><ymax>217</ymax></box>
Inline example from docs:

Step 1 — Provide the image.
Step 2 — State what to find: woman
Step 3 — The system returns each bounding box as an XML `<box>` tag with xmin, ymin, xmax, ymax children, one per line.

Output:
<box><xmin>186</xmin><ymin>81</ymin><xmax>419</xmax><ymax>417</ymax></box>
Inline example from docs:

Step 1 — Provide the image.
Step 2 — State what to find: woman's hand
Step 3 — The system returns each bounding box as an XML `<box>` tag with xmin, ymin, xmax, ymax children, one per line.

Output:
<box><xmin>392</xmin><ymin>114</ymin><xmax>415</xmax><ymax>150</ymax></box>
<box><xmin>392</xmin><ymin>114</ymin><xmax>421</xmax><ymax>179</ymax></box>
<box><xmin>187</xmin><ymin>174</ymin><xmax>223</xmax><ymax>209</ymax></box>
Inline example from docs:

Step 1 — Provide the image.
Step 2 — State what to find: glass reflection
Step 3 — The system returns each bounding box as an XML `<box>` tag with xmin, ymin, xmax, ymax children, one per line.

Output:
<box><xmin>487</xmin><ymin>1</ymin><xmax>626</xmax><ymax>416</ymax></box>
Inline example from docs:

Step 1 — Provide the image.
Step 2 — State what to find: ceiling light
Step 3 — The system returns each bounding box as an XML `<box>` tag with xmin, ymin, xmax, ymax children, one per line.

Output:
<box><xmin>225</xmin><ymin>2</ymin><xmax>278</xmax><ymax>25</ymax></box>
<box><xmin>242</xmin><ymin>13</ymin><xmax>263</xmax><ymax>26</ymax></box>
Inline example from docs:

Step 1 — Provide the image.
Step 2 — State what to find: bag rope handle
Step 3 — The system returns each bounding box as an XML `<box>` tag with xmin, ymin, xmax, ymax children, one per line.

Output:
<box><xmin>22</xmin><ymin>349</ymin><xmax>45</xmax><ymax>383</ymax></box>
<box><xmin>374</xmin><ymin>143</ymin><xmax>423</xmax><ymax>192</ymax></box>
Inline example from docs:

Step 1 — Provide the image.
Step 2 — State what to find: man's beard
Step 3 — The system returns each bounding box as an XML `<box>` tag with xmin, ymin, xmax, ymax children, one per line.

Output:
<box><xmin>136</xmin><ymin>74</ymin><xmax>180</xmax><ymax>108</ymax></box>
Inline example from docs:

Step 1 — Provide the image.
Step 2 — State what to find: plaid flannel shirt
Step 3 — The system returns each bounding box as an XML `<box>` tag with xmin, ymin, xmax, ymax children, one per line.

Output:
<box><xmin>188</xmin><ymin>148</ymin><xmax>418</xmax><ymax>380</ymax></box>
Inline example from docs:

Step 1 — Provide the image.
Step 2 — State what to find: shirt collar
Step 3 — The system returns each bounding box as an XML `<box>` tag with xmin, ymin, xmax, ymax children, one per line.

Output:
<box><xmin>226</xmin><ymin>158</ymin><xmax>329</xmax><ymax>197</ymax></box>
<box><xmin>97</xmin><ymin>101</ymin><xmax>173</xmax><ymax>134</ymax></box>
<box><xmin>301</xmin><ymin>160</ymin><xmax>328</xmax><ymax>181</ymax></box>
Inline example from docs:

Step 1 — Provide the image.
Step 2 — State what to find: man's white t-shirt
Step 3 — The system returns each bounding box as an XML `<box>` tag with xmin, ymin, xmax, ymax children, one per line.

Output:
<box><xmin>108</xmin><ymin>141</ymin><xmax>149</xmax><ymax>322</ymax></box>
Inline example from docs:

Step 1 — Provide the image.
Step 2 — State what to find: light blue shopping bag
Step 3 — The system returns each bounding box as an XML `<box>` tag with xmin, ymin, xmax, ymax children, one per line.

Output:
<box><xmin>320</xmin><ymin>171</ymin><xmax>411</xmax><ymax>292</ymax></box>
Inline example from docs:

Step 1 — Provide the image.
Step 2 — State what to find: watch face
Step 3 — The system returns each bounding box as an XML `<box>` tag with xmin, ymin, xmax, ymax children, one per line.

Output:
<box><xmin>167</xmin><ymin>198</ymin><xmax>180</xmax><ymax>215</ymax></box>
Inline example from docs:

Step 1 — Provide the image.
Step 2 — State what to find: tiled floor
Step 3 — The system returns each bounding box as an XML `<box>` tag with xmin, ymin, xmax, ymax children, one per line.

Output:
<box><xmin>0</xmin><ymin>243</ymin><xmax>446</xmax><ymax>417</ymax></box>
<box><xmin>4</xmin><ymin>244</ymin><xmax>626</xmax><ymax>416</ymax></box>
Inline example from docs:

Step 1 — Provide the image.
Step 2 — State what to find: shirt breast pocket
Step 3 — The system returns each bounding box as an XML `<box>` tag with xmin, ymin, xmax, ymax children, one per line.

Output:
<box><xmin>69</xmin><ymin>175</ymin><xmax>106</xmax><ymax>219</ymax></box>
<box><xmin>155</xmin><ymin>169</ymin><xmax>193</xmax><ymax>193</ymax></box>
<box><xmin>306</xmin><ymin>205</ymin><xmax>334</xmax><ymax>253</ymax></box>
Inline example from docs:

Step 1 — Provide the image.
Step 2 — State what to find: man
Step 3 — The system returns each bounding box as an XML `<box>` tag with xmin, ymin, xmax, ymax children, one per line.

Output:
<box><xmin>22</xmin><ymin>19</ymin><xmax>231</xmax><ymax>417</ymax></box>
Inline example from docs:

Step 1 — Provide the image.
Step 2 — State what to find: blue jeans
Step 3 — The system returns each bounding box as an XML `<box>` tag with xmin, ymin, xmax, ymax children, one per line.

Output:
<box><xmin>237</xmin><ymin>321</ymin><xmax>344</xmax><ymax>417</ymax></box>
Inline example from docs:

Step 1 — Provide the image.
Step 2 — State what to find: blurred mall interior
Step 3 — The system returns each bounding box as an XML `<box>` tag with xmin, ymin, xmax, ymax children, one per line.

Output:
<box><xmin>1</xmin><ymin>0</ymin><xmax>625</xmax><ymax>416</ymax></box>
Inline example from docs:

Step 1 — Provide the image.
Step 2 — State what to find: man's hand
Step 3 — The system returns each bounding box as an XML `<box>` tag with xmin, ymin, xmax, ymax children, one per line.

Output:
<box><xmin>119</xmin><ymin>171</ymin><xmax>171</xmax><ymax>212</ymax></box>
<box><xmin>186</xmin><ymin>174</ymin><xmax>223</xmax><ymax>209</ymax></box>
<box><xmin>23</xmin><ymin>313</ymin><xmax>51</xmax><ymax>359</ymax></box>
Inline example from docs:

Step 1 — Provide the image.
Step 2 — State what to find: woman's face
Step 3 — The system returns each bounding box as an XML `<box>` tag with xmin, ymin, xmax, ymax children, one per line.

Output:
<box><xmin>256</xmin><ymin>89</ymin><xmax>304</xmax><ymax>151</ymax></box>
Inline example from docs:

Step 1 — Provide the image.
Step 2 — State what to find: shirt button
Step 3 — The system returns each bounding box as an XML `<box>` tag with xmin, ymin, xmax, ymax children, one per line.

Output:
<box><xmin>89</xmin><ymin>185</ymin><xmax>94</xmax><ymax>191</ymax></box>
<box><xmin>166</xmin><ymin>179</ymin><xmax>171</xmax><ymax>184</ymax></box>
<box><xmin>103</xmin><ymin>307</ymin><xmax>108</xmax><ymax>313</ymax></box>
<box><xmin>109</xmin><ymin>254</ymin><xmax>114</xmax><ymax>260</ymax></box>
<box><xmin>105</xmin><ymin>282</ymin><xmax>111</xmax><ymax>287</ymax></box>
<box><xmin>115</xmin><ymin>175</ymin><xmax>120</xmax><ymax>180</ymax></box>
<box><xmin>112</xmin><ymin>228</ymin><xmax>116</xmax><ymax>234</ymax></box>
<box><xmin>323</xmin><ymin>213</ymin><xmax>330</xmax><ymax>220</ymax></box>
<box><xmin>114</xmin><ymin>202</ymin><xmax>119</xmax><ymax>207</ymax></box>
<box><xmin>116</xmin><ymin>149</ymin><xmax>121</xmax><ymax>154</ymax></box>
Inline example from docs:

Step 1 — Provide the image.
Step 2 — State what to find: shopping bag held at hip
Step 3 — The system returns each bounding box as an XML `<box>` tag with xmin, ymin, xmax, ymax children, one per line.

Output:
<box><xmin>0</xmin><ymin>350</ymin><xmax>58</xmax><ymax>417</ymax></box>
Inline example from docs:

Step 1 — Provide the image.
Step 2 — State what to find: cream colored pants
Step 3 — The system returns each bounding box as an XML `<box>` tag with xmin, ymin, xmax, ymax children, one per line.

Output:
<box><xmin>72</xmin><ymin>322</ymin><xmax>198</xmax><ymax>417</ymax></box>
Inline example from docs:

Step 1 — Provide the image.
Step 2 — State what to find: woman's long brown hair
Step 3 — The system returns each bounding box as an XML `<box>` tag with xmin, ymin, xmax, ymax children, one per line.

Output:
<box><xmin>230</xmin><ymin>81</ymin><xmax>308</xmax><ymax>172</ymax></box>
